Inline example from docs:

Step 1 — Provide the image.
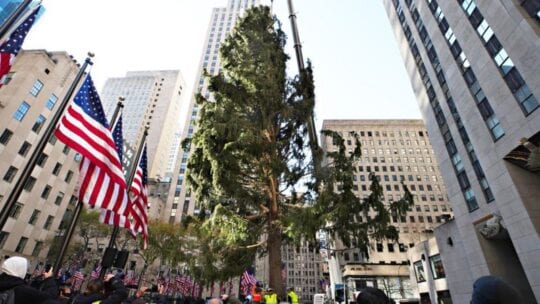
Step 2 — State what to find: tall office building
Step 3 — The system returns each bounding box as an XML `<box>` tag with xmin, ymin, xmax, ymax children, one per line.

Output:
<box><xmin>101</xmin><ymin>70</ymin><xmax>186</xmax><ymax>180</ymax></box>
<box><xmin>166</xmin><ymin>0</ymin><xmax>260</xmax><ymax>223</ymax></box>
<box><xmin>0</xmin><ymin>50</ymin><xmax>81</xmax><ymax>264</ymax></box>
<box><xmin>321</xmin><ymin>119</ymin><xmax>454</xmax><ymax>302</ymax></box>
<box><xmin>383</xmin><ymin>1</ymin><xmax>539</xmax><ymax>302</ymax></box>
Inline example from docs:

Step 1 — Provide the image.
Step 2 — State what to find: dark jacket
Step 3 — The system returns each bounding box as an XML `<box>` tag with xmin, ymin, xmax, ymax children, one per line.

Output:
<box><xmin>39</xmin><ymin>277</ymin><xmax>59</xmax><ymax>298</ymax></box>
<box><xmin>0</xmin><ymin>273</ymin><xmax>59</xmax><ymax>304</ymax></box>
<box><xmin>73</xmin><ymin>278</ymin><xmax>128</xmax><ymax>304</ymax></box>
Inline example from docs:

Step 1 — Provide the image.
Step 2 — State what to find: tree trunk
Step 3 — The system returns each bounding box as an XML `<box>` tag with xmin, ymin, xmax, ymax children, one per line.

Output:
<box><xmin>267</xmin><ymin>221</ymin><xmax>284</xmax><ymax>300</ymax></box>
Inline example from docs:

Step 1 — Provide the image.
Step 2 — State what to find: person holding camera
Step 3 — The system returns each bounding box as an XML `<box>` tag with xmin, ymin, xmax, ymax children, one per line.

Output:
<box><xmin>72</xmin><ymin>273</ymin><xmax>128</xmax><ymax>304</ymax></box>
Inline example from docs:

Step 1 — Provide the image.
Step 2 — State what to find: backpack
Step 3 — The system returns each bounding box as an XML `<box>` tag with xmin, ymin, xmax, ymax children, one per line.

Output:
<box><xmin>0</xmin><ymin>289</ymin><xmax>15</xmax><ymax>304</ymax></box>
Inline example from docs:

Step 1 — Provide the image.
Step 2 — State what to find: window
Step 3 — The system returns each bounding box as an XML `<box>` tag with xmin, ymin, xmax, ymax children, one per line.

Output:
<box><xmin>18</xmin><ymin>141</ymin><xmax>31</xmax><ymax>156</ymax></box>
<box><xmin>3</xmin><ymin>166</ymin><xmax>18</xmax><ymax>182</ymax></box>
<box><xmin>32</xmin><ymin>241</ymin><xmax>43</xmax><ymax>257</ymax></box>
<box><xmin>9</xmin><ymin>203</ymin><xmax>23</xmax><ymax>219</ymax></box>
<box><xmin>46</xmin><ymin>94</ymin><xmax>58</xmax><ymax>110</ymax></box>
<box><xmin>376</xmin><ymin>243</ymin><xmax>383</xmax><ymax>252</ymax></box>
<box><xmin>0</xmin><ymin>129</ymin><xmax>13</xmax><ymax>145</ymax></box>
<box><xmin>44</xmin><ymin>215</ymin><xmax>54</xmax><ymax>230</ymax></box>
<box><xmin>15</xmin><ymin>237</ymin><xmax>28</xmax><ymax>253</ymax></box>
<box><xmin>13</xmin><ymin>101</ymin><xmax>30</xmax><ymax>121</ymax></box>
<box><xmin>388</xmin><ymin>243</ymin><xmax>395</xmax><ymax>252</ymax></box>
<box><xmin>54</xmin><ymin>192</ymin><xmax>64</xmax><ymax>206</ymax></box>
<box><xmin>28</xmin><ymin>210</ymin><xmax>40</xmax><ymax>225</ymax></box>
<box><xmin>0</xmin><ymin>232</ymin><xmax>9</xmax><ymax>248</ymax></box>
<box><xmin>414</xmin><ymin>261</ymin><xmax>426</xmax><ymax>282</ymax></box>
<box><xmin>68</xmin><ymin>195</ymin><xmax>77</xmax><ymax>206</ymax></box>
<box><xmin>399</xmin><ymin>243</ymin><xmax>406</xmax><ymax>252</ymax></box>
<box><xmin>65</xmin><ymin>170</ymin><xmax>74</xmax><ymax>183</ymax></box>
<box><xmin>32</xmin><ymin>115</ymin><xmax>46</xmax><ymax>133</ymax></box>
<box><xmin>37</xmin><ymin>153</ymin><xmax>48</xmax><ymax>167</ymax></box>
<box><xmin>62</xmin><ymin>145</ymin><xmax>70</xmax><ymax>155</ymax></box>
<box><xmin>30</xmin><ymin>79</ymin><xmax>44</xmax><ymax>96</ymax></box>
<box><xmin>430</xmin><ymin>255</ymin><xmax>446</xmax><ymax>279</ymax></box>
<box><xmin>52</xmin><ymin>163</ymin><xmax>62</xmax><ymax>175</ymax></box>
<box><xmin>41</xmin><ymin>185</ymin><xmax>52</xmax><ymax>199</ymax></box>
<box><xmin>23</xmin><ymin>176</ymin><xmax>36</xmax><ymax>191</ymax></box>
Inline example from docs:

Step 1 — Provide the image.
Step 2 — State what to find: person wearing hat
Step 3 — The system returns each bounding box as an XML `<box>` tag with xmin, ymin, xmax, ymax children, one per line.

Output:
<box><xmin>263</xmin><ymin>288</ymin><xmax>277</xmax><ymax>304</ymax></box>
<box><xmin>470</xmin><ymin>275</ymin><xmax>522</xmax><ymax>304</ymax></box>
<box><xmin>0</xmin><ymin>256</ymin><xmax>59</xmax><ymax>303</ymax></box>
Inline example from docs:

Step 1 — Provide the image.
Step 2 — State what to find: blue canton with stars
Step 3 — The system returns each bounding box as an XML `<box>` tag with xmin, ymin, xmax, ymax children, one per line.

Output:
<box><xmin>0</xmin><ymin>6</ymin><xmax>41</xmax><ymax>55</ymax></box>
<box><xmin>74</xmin><ymin>76</ymin><xmax>110</xmax><ymax>129</ymax></box>
<box><xmin>112</xmin><ymin>114</ymin><xmax>123</xmax><ymax>161</ymax></box>
<box><xmin>140</xmin><ymin>146</ymin><xmax>148</xmax><ymax>186</ymax></box>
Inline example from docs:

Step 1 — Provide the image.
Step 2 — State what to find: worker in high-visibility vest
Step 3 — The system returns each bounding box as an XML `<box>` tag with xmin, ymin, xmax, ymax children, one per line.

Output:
<box><xmin>264</xmin><ymin>288</ymin><xmax>278</xmax><ymax>304</ymax></box>
<box><xmin>287</xmin><ymin>287</ymin><xmax>299</xmax><ymax>304</ymax></box>
<box><xmin>252</xmin><ymin>287</ymin><xmax>263</xmax><ymax>304</ymax></box>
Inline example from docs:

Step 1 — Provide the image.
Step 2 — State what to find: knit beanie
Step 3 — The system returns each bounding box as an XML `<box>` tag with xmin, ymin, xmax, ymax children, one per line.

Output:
<box><xmin>471</xmin><ymin>275</ymin><xmax>522</xmax><ymax>304</ymax></box>
<box><xmin>1</xmin><ymin>256</ymin><xmax>28</xmax><ymax>279</ymax></box>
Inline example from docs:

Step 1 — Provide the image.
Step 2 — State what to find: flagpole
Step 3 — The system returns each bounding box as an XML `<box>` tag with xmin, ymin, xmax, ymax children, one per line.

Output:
<box><xmin>0</xmin><ymin>0</ymin><xmax>33</xmax><ymax>41</ymax></box>
<box><xmin>53</xmin><ymin>99</ymin><xmax>124</xmax><ymax>274</ymax></box>
<box><xmin>0</xmin><ymin>52</ymin><xmax>94</xmax><ymax>232</ymax></box>
<box><xmin>100</xmin><ymin>126</ymin><xmax>149</xmax><ymax>278</ymax></box>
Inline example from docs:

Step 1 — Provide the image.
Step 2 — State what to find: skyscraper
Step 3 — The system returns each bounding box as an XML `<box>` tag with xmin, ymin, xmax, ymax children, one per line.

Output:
<box><xmin>0</xmin><ymin>50</ymin><xmax>81</xmax><ymax>263</ymax></box>
<box><xmin>383</xmin><ymin>1</ymin><xmax>539</xmax><ymax>302</ymax></box>
<box><xmin>321</xmin><ymin>119</ymin><xmax>453</xmax><ymax>302</ymax></box>
<box><xmin>166</xmin><ymin>0</ymin><xmax>260</xmax><ymax>223</ymax></box>
<box><xmin>101</xmin><ymin>70</ymin><xmax>186</xmax><ymax>180</ymax></box>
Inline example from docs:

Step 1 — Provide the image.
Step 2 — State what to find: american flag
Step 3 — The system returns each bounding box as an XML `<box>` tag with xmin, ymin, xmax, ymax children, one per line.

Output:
<box><xmin>71</xmin><ymin>270</ymin><xmax>85</xmax><ymax>290</ymax></box>
<box><xmin>129</xmin><ymin>145</ymin><xmax>149</xmax><ymax>248</ymax></box>
<box><xmin>99</xmin><ymin>114</ymin><xmax>133</xmax><ymax>229</ymax></box>
<box><xmin>55</xmin><ymin>76</ymin><xmax>131</xmax><ymax>216</ymax></box>
<box><xmin>90</xmin><ymin>264</ymin><xmax>101</xmax><ymax>279</ymax></box>
<box><xmin>240</xmin><ymin>268</ymin><xmax>257</xmax><ymax>295</ymax></box>
<box><xmin>0</xmin><ymin>6</ymin><xmax>41</xmax><ymax>88</ymax></box>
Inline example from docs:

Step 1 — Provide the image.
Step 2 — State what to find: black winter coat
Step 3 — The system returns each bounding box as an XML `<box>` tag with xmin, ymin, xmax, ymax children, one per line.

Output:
<box><xmin>72</xmin><ymin>278</ymin><xmax>128</xmax><ymax>304</ymax></box>
<box><xmin>0</xmin><ymin>273</ymin><xmax>59</xmax><ymax>304</ymax></box>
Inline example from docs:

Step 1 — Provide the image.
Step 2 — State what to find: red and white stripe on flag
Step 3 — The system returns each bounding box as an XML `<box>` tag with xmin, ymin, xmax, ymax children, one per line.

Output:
<box><xmin>129</xmin><ymin>147</ymin><xmax>149</xmax><ymax>248</ymax></box>
<box><xmin>55</xmin><ymin>76</ymin><xmax>130</xmax><ymax>216</ymax></box>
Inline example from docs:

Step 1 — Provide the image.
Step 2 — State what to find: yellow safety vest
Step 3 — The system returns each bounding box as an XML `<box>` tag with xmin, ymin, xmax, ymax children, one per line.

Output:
<box><xmin>288</xmin><ymin>291</ymin><xmax>299</xmax><ymax>304</ymax></box>
<box><xmin>265</xmin><ymin>293</ymin><xmax>278</xmax><ymax>304</ymax></box>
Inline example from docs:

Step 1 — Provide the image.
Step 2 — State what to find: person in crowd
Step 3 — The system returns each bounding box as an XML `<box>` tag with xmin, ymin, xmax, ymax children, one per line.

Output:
<box><xmin>0</xmin><ymin>256</ymin><xmax>59</xmax><ymax>304</ymax></box>
<box><xmin>209</xmin><ymin>297</ymin><xmax>223</xmax><ymax>304</ymax></box>
<box><xmin>38</xmin><ymin>265</ymin><xmax>59</xmax><ymax>298</ymax></box>
<box><xmin>221</xmin><ymin>294</ymin><xmax>229</xmax><ymax>304</ymax></box>
<box><xmin>263</xmin><ymin>288</ymin><xmax>277</xmax><ymax>304</ymax></box>
<box><xmin>470</xmin><ymin>275</ymin><xmax>522</xmax><ymax>304</ymax></box>
<box><xmin>72</xmin><ymin>273</ymin><xmax>128</xmax><ymax>304</ymax></box>
<box><xmin>251</xmin><ymin>287</ymin><xmax>262</xmax><ymax>304</ymax></box>
<box><xmin>355</xmin><ymin>287</ymin><xmax>394</xmax><ymax>304</ymax></box>
<box><xmin>287</xmin><ymin>287</ymin><xmax>298</xmax><ymax>304</ymax></box>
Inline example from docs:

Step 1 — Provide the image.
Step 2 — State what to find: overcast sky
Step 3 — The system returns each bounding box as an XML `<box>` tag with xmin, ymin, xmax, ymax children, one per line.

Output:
<box><xmin>23</xmin><ymin>0</ymin><xmax>422</xmax><ymax>132</ymax></box>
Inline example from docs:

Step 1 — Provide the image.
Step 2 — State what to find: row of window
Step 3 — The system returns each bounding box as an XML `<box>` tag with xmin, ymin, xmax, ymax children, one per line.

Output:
<box><xmin>407</xmin><ymin>0</ymin><xmax>496</xmax><ymax>205</ymax></box>
<box><xmin>395</xmin><ymin>0</ymin><xmax>481</xmax><ymax>212</ymax></box>
<box><xmin>339</xmin><ymin>130</ymin><xmax>425</xmax><ymax>138</ymax></box>
<box><xmin>0</xmin><ymin>232</ymin><xmax>44</xmax><ymax>257</ymax></box>
<box><xmin>426</xmin><ymin>0</ymin><xmax>505</xmax><ymax>140</ymax></box>
<box><xmin>457</xmin><ymin>0</ymin><xmax>538</xmax><ymax>115</ymax></box>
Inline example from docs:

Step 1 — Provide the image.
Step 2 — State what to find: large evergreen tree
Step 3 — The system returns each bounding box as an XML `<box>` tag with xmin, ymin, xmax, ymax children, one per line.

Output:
<box><xmin>184</xmin><ymin>6</ymin><xmax>413</xmax><ymax>297</ymax></box>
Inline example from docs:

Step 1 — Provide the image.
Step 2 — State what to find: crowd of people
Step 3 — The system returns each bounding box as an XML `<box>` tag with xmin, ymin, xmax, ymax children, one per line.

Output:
<box><xmin>0</xmin><ymin>256</ymin><xmax>525</xmax><ymax>304</ymax></box>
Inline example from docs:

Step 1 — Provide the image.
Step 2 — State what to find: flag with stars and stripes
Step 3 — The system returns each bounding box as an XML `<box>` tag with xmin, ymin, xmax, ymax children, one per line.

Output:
<box><xmin>55</xmin><ymin>75</ymin><xmax>131</xmax><ymax>216</ymax></box>
<box><xmin>240</xmin><ymin>267</ymin><xmax>257</xmax><ymax>295</ymax></box>
<box><xmin>99</xmin><ymin>114</ymin><xmax>133</xmax><ymax>229</ymax></box>
<box><xmin>129</xmin><ymin>145</ymin><xmax>149</xmax><ymax>248</ymax></box>
<box><xmin>0</xmin><ymin>5</ymin><xmax>41</xmax><ymax>88</ymax></box>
